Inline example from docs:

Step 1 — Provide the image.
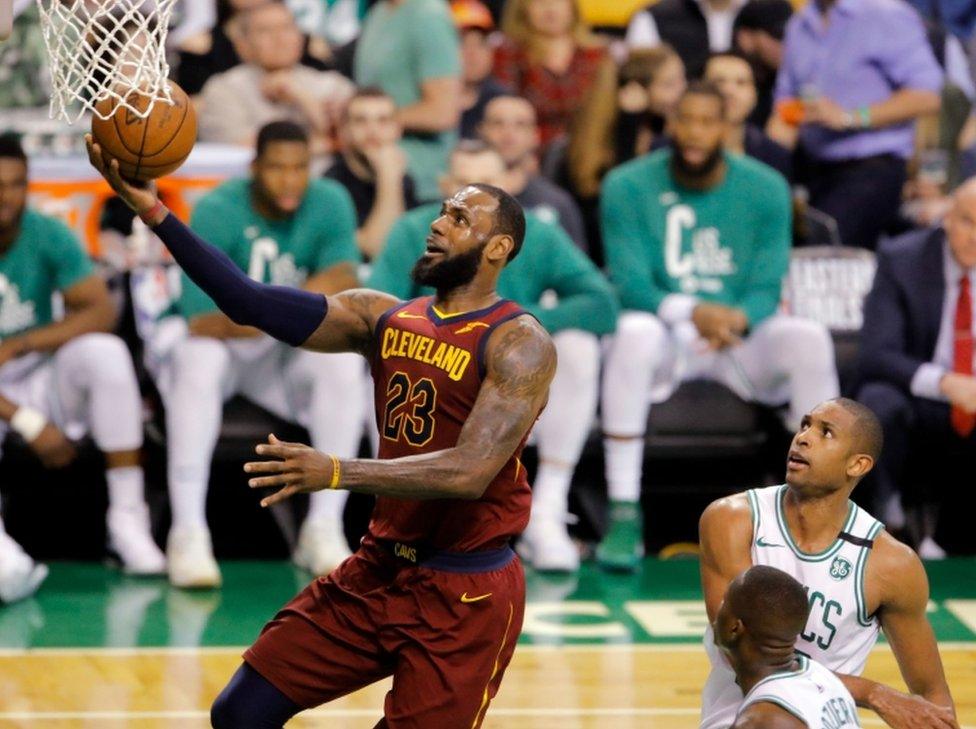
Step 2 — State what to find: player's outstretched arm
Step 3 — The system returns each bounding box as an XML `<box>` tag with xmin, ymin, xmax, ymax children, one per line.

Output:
<box><xmin>85</xmin><ymin>136</ymin><xmax>398</xmax><ymax>354</ymax></box>
<box><xmin>837</xmin><ymin>532</ymin><xmax>958</xmax><ymax>729</ymax></box>
<box><xmin>731</xmin><ymin>702</ymin><xmax>806</xmax><ymax>729</ymax></box>
<box><xmin>245</xmin><ymin>315</ymin><xmax>557</xmax><ymax>504</ymax></box>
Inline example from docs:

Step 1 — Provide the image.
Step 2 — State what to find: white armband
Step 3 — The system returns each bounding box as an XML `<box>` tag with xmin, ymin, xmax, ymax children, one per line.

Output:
<box><xmin>10</xmin><ymin>406</ymin><xmax>47</xmax><ymax>442</ymax></box>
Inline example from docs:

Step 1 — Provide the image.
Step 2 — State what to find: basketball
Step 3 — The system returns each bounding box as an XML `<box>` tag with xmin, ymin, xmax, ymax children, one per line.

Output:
<box><xmin>91</xmin><ymin>81</ymin><xmax>196</xmax><ymax>181</ymax></box>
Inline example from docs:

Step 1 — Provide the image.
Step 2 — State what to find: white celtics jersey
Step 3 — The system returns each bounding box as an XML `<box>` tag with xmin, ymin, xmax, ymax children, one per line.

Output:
<box><xmin>737</xmin><ymin>655</ymin><xmax>861</xmax><ymax>728</ymax></box>
<box><xmin>700</xmin><ymin>485</ymin><xmax>883</xmax><ymax>729</ymax></box>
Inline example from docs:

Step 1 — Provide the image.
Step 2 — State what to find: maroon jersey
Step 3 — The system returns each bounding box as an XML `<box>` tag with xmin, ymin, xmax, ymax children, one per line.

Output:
<box><xmin>368</xmin><ymin>296</ymin><xmax>533</xmax><ymax>551</ymax></box>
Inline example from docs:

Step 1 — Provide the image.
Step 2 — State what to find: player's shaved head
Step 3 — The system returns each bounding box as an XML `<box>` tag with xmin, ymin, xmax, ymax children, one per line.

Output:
<box><xmin>469</xmin><ymin>182</ymin><xmax>525</xmax><ymax>261</ymax></box>
<box><xmin>830</xmin><ymin>397</ymin><xmax>883</xmax><ymax>461</ymax></box>
<box><xmin>726</xmin><ymin>566</ymin><xmax>810</xmax><ymax>646</ymax></box>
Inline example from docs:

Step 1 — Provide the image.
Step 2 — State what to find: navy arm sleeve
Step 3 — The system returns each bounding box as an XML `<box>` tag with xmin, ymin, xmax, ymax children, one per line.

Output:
<box><xmin>153</xmin><ymin>213</ymin><xmax>327</xmax><ymax>346</ymax></box>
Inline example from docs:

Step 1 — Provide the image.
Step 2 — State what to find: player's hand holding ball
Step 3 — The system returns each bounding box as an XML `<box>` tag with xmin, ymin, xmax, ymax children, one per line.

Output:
<box><xmin>85</xmin><ymin>134</ymin><xmax>160</xmax><ymax>219</ymax></box>
<box><xmin>246</xmin><ymin>434</ymin><xmax>339</xmax><ymax>507</ymax></box>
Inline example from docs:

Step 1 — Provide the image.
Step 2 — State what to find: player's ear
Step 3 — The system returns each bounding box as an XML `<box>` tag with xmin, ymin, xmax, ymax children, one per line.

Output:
<box><xmin>485</xmin><ymin>233</ymin><xmax>514</xmax><ymax>265</ymax></box>
<box><xmin>846</xmin><ymin>453</ymin><xmax>874</xmax><ymax>480</ymax></box>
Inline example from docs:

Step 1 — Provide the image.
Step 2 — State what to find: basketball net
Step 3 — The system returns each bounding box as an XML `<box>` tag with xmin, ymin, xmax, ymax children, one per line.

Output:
<box><xmin>35</xmin><ymin>0</ymin><xmax>177</xmax><ymax>124</ymax></box>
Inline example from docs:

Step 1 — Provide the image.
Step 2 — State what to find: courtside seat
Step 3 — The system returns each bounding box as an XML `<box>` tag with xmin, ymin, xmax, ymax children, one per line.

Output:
<box><xmin>644</xmin><ymin>380</ymin><xmax>768</xmax><ymax>459</ymax></box>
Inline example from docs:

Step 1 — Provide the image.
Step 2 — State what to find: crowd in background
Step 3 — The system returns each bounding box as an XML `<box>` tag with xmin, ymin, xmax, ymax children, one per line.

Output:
<box><xmin>1</xmin><ymin>0</ymin><xmax>976</xmax><ymax>599</ymax></box>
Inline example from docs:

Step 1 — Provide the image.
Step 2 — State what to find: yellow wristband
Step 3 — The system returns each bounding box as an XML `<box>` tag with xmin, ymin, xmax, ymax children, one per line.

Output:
<box><xmin>328</xmin><ymin>454</ymin><xmax>341</xmax><ymax>489</ymax></box>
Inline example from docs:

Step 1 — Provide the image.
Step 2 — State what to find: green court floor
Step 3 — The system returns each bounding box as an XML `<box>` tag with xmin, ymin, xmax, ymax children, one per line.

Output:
<box><xmin>2</xmin><ymin>559</ymin><xmax>975</xmax><ymax>649</ymax></box>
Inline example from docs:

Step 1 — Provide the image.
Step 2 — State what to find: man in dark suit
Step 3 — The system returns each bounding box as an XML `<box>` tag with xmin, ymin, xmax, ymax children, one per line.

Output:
<box><xmin>858</xmin><ymin>180</ymin><xmax>976</xmax><ymax>559</ymax></box>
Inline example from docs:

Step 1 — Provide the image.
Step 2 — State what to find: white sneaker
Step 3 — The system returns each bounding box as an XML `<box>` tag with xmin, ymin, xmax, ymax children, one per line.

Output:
<box><xmin>293</xmin><ymin>519</ymin><xmax>351</xmax><ymax>576</ymax></box>
<box><xmin>917</xmin><ymin>536</ymin><xmax>947</xmax><ymax>561</ymax></box>
<box><xmin>166</xmin><ymin>525</ymin><xmax>221</xmax><ymax>588</ymax></box>
<box><xmin>519</xmin><ymin>515</ymin><xmax>580</xmax><ymax>573</ymax></box>
<box><xmin>0</xmin><ymin>543</ymin><xmax>48</xmax><ymax>604</ymax></box>
<box><xmin>882</xmin><ymin>494</ymin><xmax>906</xmax><ymax>531</ymax></box>
<box><xmin>107</xmin><ymin>506</ymin><xmax>167</xmax><ymax>576</ymax></box>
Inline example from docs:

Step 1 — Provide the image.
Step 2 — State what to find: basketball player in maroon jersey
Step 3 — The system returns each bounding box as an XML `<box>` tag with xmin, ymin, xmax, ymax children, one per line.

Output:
<box><xmin>86</xmin><ymin>135</ymin><xmax>557</xmax><ymax>728</ymax></box>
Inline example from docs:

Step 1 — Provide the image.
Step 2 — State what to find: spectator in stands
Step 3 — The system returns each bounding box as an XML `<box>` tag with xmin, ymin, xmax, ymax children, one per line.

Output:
<box><xmin>453</xmin><ymin>0</ymin><xmax>511</xmax><ymax>140</ymax></box>
<box><xmin>857</xmin><ymin>179</ymin><xmax>976</xmax><ymax>560</ymax></box>
<box><xmin>703</xmin><ymin>52</ymin><xmax>791</xmax><ymax>180</ymax></box>
<box><xmin>730</xmin><ymin>0</ymin><xmax>791</xmax><ymax>128</ymax></box>
<box><xmin>626</xmin><ymin>0</ymin><xmax>755</xmax><ymax>79</ymax></box>
<box><xmin>569</xmin><ymin>46</ymin><xmax>686</xmax><ymax>200</ymax></box>
<box><xmin>157</xmin><ymin>122</ymin><xmax>365</xmax><ymax>588</ymax></box>
<box><xmin>287</xmin><ymin>0</ymin><xmax>365</xmax><ymax>50</ymax></box>
<box><xmin>767</xmin><ymin>0</ymin><xmax>943</xmax><ymax>251</ymax></box>
<box><xmin>176</xmin><ymin>0</ymin><xmax>337</xmax><ymax>98</ymax></box>
<box><xmin>480</xmin><ymin>95</ymin><xmax>588</xmax><ymax>252</ymax></box>
<box><xmin>197</xmin><ymin>2</ymin><xmax>353</xmax><ymax>153</ymax></box>
<box><xmin>492</xmin><ymin>0</ymin><xmax>607</xmax><ymax>155</ymax></box>
<box><xmin>599</xmin><ymin>83</ymin><xmax>838</xmax><ymax>571</ymax></box>
<box><xmin>354</xmin><ymin>0</ymin><xmax>462</xmax><ymax>202</ymax></box>
<box><xmin>896</xmin><ymin>14</ymin><xmax>976</xmax><ymax>232</ymax></box>
<box><xmin>368</xmin><ymin>140</ymin><xmax>618</xmax><ymax>572</ymax></box>
<box><xmin>0</xmin><ymin>134</ymin><xmax>165</xmax><ymax>603</ymax></box>
<box><xmin>0</xmin><ymin>1</ymin><xmax>50</xmax><ymax>112</ymax></box>
<box><xmin>324</xmin><ymin>88</ymin><xmax>419</xmax><ymax>260</ymax></box>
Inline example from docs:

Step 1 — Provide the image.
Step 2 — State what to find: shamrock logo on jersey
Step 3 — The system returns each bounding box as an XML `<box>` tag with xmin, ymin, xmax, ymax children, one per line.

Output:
<box><xmin>829</xmin><ymin>556</ymin><xmax>852</xmax><ymax>581</ymax></box>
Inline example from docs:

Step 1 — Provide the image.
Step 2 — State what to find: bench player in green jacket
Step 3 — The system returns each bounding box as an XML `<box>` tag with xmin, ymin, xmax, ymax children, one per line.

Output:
<box><xmin>599</xmin><ymin>83</ymin><xmax>839</xmax><ymax>570</ymax></box>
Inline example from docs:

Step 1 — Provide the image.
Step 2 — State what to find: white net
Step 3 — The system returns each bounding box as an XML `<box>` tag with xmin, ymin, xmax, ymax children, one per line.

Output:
<box><xmin>35</xmin><ymin>0</ymin><xmax>177</xmax><ymax>124</ymax></box>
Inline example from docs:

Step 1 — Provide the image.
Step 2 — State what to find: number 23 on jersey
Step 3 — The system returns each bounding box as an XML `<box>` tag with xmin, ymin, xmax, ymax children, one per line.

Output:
<box><xmin>382</xmin><ymin>371</ymin><xmax>438</xmax><ymax>447</ymax></box>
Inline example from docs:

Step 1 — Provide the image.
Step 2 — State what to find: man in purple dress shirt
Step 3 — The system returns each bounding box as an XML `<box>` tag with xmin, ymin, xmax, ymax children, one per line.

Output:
<box><xmin>768</xmin><ymin>0</ymin><xmax>943</xmax><ymax>250</ymax></box>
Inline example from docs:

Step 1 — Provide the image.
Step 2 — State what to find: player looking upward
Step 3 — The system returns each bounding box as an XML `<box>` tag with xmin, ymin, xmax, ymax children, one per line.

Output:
<box><xmin>699</xmin><ymin>398</ymin><xmax>957</xmax><ymax>729</ymax></box>
<box><xmin>86</xmin><ymin>133</ymin><xmax>556</xmax><ymax>728</ymax></box>
<box><xmin>715</xmin><ymin>565</ymin><xmax>861</xmax><ymax>729</ymax></box>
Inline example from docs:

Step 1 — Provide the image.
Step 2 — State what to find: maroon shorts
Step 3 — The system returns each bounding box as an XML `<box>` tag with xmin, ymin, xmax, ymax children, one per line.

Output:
<box><xmin>243</xmin><ymin>538</ymin><xmax>525</xmax><ymax>728</ymax></box>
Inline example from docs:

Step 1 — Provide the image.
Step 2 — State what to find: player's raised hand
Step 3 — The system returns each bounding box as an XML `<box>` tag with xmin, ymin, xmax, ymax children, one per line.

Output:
<box><xmin>245</xmin><ymin>434</ymin><xmax>338</xmax><ymax>507</ymax></box>
<box><xmin>84</xmin><ymin>134</ymin><xmax>158</xmax><ymax>215</ymax></box>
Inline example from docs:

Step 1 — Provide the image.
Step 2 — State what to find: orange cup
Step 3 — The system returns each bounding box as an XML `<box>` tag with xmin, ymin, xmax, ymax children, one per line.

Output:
<box><xmin>778</xmin><ymin>98</ymin><xmax>805</xmax><ymax>126</ymax></box>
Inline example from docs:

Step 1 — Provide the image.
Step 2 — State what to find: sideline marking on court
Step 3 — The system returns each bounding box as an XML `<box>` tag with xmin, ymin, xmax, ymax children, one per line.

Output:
<box><xmin>0</xmin><ymin>642</ymin><xmax>974</xmax><ymax>657</ymax></box>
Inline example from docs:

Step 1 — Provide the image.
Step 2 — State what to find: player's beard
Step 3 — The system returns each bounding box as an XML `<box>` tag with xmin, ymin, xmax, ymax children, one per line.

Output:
<box><xmin>411</xmin><ymin>240</ymin><xmax>488</xmax><ymax>293</ymax></box>
<box><xmin>671</xmin><ymin>143</ymin><xmax>724</xmax><ymax>182</ymax></box>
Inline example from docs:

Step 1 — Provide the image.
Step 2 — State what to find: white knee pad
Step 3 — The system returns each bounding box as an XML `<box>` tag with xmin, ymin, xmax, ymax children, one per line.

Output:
<box><xmin>54</xmin><ymin>333</ymin><xmax>143</xmax><ymax>452</ymax></box>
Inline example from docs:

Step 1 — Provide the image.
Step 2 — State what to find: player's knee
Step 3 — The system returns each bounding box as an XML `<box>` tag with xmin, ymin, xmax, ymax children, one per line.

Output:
<box><xmin>172</xmin><ymin>339</ymin><xmax>230</xmax><ymax>391</ymax></box>
<box><xmin>553</xmin><ymin>330</ymin><xmax>600</xmax><ymax>382</ymax></box>
<box><xmin>64</xmin><ymin>333</ymin><xmax>137</xmax><ymax>384</ymax></box>
<box><xmin>209</xmin><ymin>681</ymin><xmax>278</xmax><ymax>729</ymax></box>
<box><xmin>769</xmin><ymin>317</ymin><xmax>835</xmax><ymax>369</ymax></box>
<box><xmin>610</xmin><ymin>312</ymin><xmax>667</xmax><ymax>367</ymax></box>
<box><xmin>209</xmin><ymin>688</ymin><xmax>237</xmax><ymax>729</ymax></box>
<box><xmin>313</xmin><ymin>355</ymin><xmax>363</xmax><ymax>392</ymax></box>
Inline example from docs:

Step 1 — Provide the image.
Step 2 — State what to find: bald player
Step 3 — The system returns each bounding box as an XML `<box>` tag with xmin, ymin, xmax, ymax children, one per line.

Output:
<box><xmin>699</xmin><ymin>398</ymin><xmax>957</xmax><ymax>729</ymax></box>
<box><xmin>715</xmin><ymin>565</ymin><xmax>860</xmax><ymax>729</ymax></box>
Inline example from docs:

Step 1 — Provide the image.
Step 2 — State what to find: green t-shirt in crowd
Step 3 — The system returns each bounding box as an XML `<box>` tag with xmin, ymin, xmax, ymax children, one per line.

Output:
<box><xmin>600</xmin><ymin>149</ymin><xmax>792</xmax><ymax>327</ymax></box>
<box><xmin>353</xmin><ymin>0</ymin><xmax>460</xmax><ymax>202</ymax></box>
<box><xmin>180</xmin><ymin>178</ymin><xmax>360</xmax><ymax>319</ymax></box>
<box><xmin>0</xmin><ymin>208</ymin><xmax>94</xmax><ymax>339</ymax></box>
<box><xmin>368</xmin><ymin>202</ymin><xmax>618</xmax><ymax>335</ymax></box>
